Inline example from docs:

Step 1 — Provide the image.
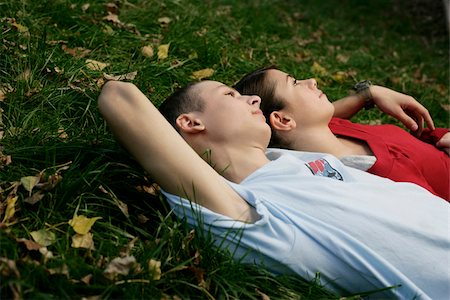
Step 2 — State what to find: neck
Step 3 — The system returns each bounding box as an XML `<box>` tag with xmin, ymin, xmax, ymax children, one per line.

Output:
<box><xmin>199</xmin><ymin>144</ymin><xmax>270</xmax><ymax>183</ymax></box>
<box><xmin>287</xmin><ymin>126</ymin><xmax>357</xmax><ymax>158</ymax></box>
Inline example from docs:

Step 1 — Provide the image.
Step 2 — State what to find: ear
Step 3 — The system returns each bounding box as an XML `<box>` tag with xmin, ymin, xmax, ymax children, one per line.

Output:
<box><xmin>269</xmin><ymin>111</ymin><xmax>296</xmax><ymax>132</ymax></box>
<box><xmin>176</xmin><ymin>113</ymin><xmax>205</xmax><ymax>133</ymax></box>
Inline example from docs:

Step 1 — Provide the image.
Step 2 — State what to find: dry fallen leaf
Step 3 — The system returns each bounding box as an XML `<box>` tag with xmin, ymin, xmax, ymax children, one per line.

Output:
<box><xmin>2</xmin><ymin>195</ymin><xmax>18</xmax><ymax>224</ymax></box>
<box><xmin>106</xmin><ymin>2</ymin><xmax>119</xmax><ymax>14</ymax></box>
<box><xmin>47</xmin><ymin>264</ymin><xmax>69</xmax><ymax>277</ymax></box>
<box><xmin>81</xmin><ymin>273</ymin><xmax>93</xmax><ymax>285</ymax></box>
<box><xmin>148</xmin><ymin>259</ymin><xmax>161</xmax><ymax>280</ymax></box>
<box><xmin>24</xmin><ymin>191</ymin><xmax>45</xmax><ymax>205</ymax></box>
<box><xmin>310</xmin><ymin>61</ymin><xmax>327</xmax><ymax>76</ymax></box>
<box><xmin>157</xmin><ymin>44</ymin><xmax>169</xmax><ymax>60</ymax></box>
<box><xmin>104</xmin><ymin>256</ymin><xmax>137</xmax><ymax>280</ymax></box>
<box><xmin>71</xmin><ymin>233</ymin><xmax>95</xmax><ymax>250</ymax></box>
<box><xmin>103</xmin><ymin>71</ymin><xmax>137</xmax><ymax>81</ymax></box>
<box><xmin>336</xmin><ymin>54</ymin><xmax>349</xmax><ymax>64</ymax></box>
<box><xmin>158</xmin><ymin>17</ymin><xmax>171</xmax><ymax>27</ymax></box>
<box><xmin>20</xmin><ymin>175</ymin><xmax>40</xmax><ymax>195</ymax></box>
<box><xmin>441</xmin><ymin>104</ymin><xmax>450</xmax><ymax>111</ymax></box>
<box><xmin>58</xmin><ymin>128</ymin><xmax>69</xmax><ymax>139</ymax></box>
<box><xmin>331</xmin><ymin>71</ymin><xmax>348</xmax><ymax>83</ymax></box>
<box><xmin>81</xmin><ymin>3</ymin><xmax>90</xmax><ymax>12</ymax></box>
<box><xmin>190</xmin><ymin>68</ymin><xmax>214</xmax><ymax>80</ymax></box>
<box><xmin>85</xmin><ymin>59</ymin><xmax>109</xmax><ymax>71</ymax></box>
<box><xmin>0</xmin><ymin>84</ymin><xmax>14</xmax><ymax>101</ymax></box>
<box><xmin>16</xmin><ymin>238</ymin><xmax>42</xmax><ymax>251</ymax></box>
<box><xmin>30</xmin><ymin>229</ymin><xmax>56</xmax><ymax>247</ymax></box>
<box><xmin>69</xmin><ymin>215</ymin><xmax>102</xmax><ymax>235</ymax></box>
<box><xmin>141</xmin><ymin>45</ymin><xmax>154</xmax><ymax>58</ymax></box>
<box><xmin>61</xmin><ymin>45</ymin><xmax>92</xmax><ymax>58</ymax></box>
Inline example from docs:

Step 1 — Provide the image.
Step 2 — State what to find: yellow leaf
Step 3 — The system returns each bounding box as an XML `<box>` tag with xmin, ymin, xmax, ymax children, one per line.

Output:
<box><xmin>331</xmin><ymin>71</ymin><xmax>348</xmax><ymax>83</ymax></box>
<box><xmin>2</xmin><ymin>195</ymin><xmax>18</xmax><ymax>223</ymax></box>
<box><xmin>157</xmin><ymin>44</ymin><xmax>169</xmax><ymax>60</ymax></box>
<box><xmin>148</xmin><ymin>259</ymin><xmax>161</xmax><ymax>280</ymax></box>
<box><xmin>30</xmin><ymin>229</ymin><xmax>56</xmax><ymax>247</ymax></box>
<box><xmin>141</xmin><ymin>45</ymin><xmax>154</xmax><ymax>58</ymax></box>
<box><xmin>20</xmin><ymin>176</ymin><xmax>40</xmax><ymax>195</ymax></box>
<box><xmin>310</xmin><ymin>61</ymin><xmax>327</xmax><ymax>76</ymax></box>
<box><xmin>69</xmin><ymin>215</ymin><xmax>102</xmax><ymax>235</ymax></box>
<box><xmin>190</xmin><ymin>68</ymin><xmax>215</xmax><ymax>80</ymax></box>
<box><xmin>71</xmin><ymin>233</ymin><xmax>95</xmax><ymax>250</ymax></box>
<box><xmin>85</xmin><ymin>59</ymin><xmax>109</xmax><ymax>71</ymax></box>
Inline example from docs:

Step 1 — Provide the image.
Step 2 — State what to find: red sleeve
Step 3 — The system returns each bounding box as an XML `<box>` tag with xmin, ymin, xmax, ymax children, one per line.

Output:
<box><xmin>418</xmin><ymin>128</ymin><xmax>449</xmax><ymax>144</ymax></box>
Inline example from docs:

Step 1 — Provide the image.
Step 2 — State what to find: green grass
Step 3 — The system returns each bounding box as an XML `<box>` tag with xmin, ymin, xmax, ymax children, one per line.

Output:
<box><xmin>0</xmin><ymin>0</ymin><xmax>448</xmax><ymax>299</ymax></box>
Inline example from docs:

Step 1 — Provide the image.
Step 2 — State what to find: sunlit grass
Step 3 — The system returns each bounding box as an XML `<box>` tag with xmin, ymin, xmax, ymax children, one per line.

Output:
<box><xmin>0</xmin><ymin>0</ymin><xmax>448</xmax><ymax>298</ymax></box>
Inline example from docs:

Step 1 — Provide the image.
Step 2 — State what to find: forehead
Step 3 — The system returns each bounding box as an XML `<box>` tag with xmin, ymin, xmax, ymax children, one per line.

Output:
<box><xmin>267</xmin><ymin>69</ymin><xmax>289</xmax><ymax>83</ymax></box>
<box><xmin>195</xmin><ymin>80</ymin><xmax>227</xmax><ymax>94</ymax></box>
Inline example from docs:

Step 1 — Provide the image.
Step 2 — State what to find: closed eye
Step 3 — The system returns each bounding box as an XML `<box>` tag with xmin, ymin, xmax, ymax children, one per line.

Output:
<box><xmin>293</xmin><ymin>78</ymin><xmax>298</xmax><ymax>86</ymax></box>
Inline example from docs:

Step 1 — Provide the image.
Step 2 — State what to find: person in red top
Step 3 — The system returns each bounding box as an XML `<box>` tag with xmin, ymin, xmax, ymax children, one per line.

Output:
<box><xmin>234</xmin><ymin>66</ymin><xmax>449</xmax><ymax>200</ymax></box>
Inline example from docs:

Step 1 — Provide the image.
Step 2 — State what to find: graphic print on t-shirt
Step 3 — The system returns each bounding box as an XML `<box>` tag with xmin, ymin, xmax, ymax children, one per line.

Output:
<box><xmin>306</xmin><ymin>159</ymin><xmax>343</xmax><ymax>181</ymax></box>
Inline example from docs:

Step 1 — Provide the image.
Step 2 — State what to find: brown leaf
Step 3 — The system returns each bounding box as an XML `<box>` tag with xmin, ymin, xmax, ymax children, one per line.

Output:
<box><xmin>0</xmin><ymin>258</ymin><xmax>20</xmax><ymax>278</ymax></box>
<box><xmin>61</xmin><ymin>45</ymin><xmax>91</xmax><ymax>58</ymax></box>
<box><xmin>158</xmin><ymin>17</ymin><xmax>171</xmax><ymax>27</ymax></box>
<box><xmin>103</xmin><ymin>12</ymin><xmax>122</xmax><ymax>26</ymax></box>
<box><xmin>103</xmin><ymin>71</ymin><xmax>137</xmax><ymax>81</ymax></box>
<box><xmin>81</xmin><ymin>273</ymin><xmax>93</xmax><ymax>285</ymax></box>
<box><xmin>105</xmin><ymin>2</ymin><xmax>119</xmax><ymax>14</ymax></box>
<box><xmin>18</xmin><ymin>69</ymin><xmax>31</xmax><ymax>82</ymax></box>
<box><xmin>58</xmin><ymin>128</ymin><xmax>69</xmax><ymax>139</ymax></box>
<box><xmin>23</xmin><ymin>191</ymin><xmax>44</xmax><ymax>205</ymax></box>
<box><xmin>16</xmin><ymin>238</ymin><xmax>42</xmax><ymax>251</ymax></box>
<box><xmin>104</xmin><ymin>256</ymin><xmax>137</xmax><ymax>280</ymax></box>
<box><xmin>336</xmin><ymin>54</ymin><xmax>349</xmax><ymax>64</ymax></box>
<box><xmin>190</xmin><ymin>68</ymin><xmax>214</xmax><ymax>81</ymax></box>
<box><xmin>137</xmin><ymin>214</ymin><xmax>149</xmax><ymax>224</ymax></box>
<box><xmin>71</xmin><ymin>233</ymin><xmax>95</xmax><ymax>250</ymax></box>
<box><xmin>141</xmin><ymin>45</ymin><xmax>154</xmax><ymax>58</ymax></box>
<box><xmin>81</xmin><ymin>3</ymin><xmax>90</xmax><ymax>12</ymax></box>
<box><xmin>441</xmin><ymin>104</ymin><xmax>450</xmax><ymax>111</ymax></box>
<box><xmin>85</xmin><ymin>59</ymin><xmax>109</xmax><ymax>71</ymax></box>
<box><xmin>47</xmin><ymin>264</ymin><xmax>69</xmax><ymax>277</ymax></box>
<box><xmin>0</xmin><ymin>84</ymin><xmax>14</xmax><ymax>101</ymax></box>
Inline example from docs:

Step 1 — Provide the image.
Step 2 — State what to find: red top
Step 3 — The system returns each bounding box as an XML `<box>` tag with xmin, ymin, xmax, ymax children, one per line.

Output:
<box><xmin>329</xmin><ymin>118</ymin><xmax>449</xmax><ymax>200</ymax></box>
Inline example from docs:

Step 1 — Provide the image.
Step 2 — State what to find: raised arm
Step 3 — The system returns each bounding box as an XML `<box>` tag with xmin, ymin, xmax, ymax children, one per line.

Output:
<box><xmin>332</xmin><ymin>85</ymin><xmax>435</xmax><ymax>135</ymax></box>
<box><xmin>98</xmin><ymin>81</ymin><xmax>256</xmax><ymax>222</ymax></box>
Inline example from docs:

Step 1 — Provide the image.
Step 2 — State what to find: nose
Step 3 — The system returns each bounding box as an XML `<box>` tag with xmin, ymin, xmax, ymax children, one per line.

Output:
<box><xmin>306</xmin><ymin>78</ymin><xmax>318</xmax><ymax>89</ymax></box>
<box><xmin>244</xmin><ymin>95</ymin><xmax>261</xmax><ymax>106</ymax></box>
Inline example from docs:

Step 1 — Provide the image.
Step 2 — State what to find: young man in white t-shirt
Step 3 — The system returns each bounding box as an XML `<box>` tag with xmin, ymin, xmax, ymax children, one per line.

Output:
<box><xmin>98</xmin><ymin>80</ymin><xmax>449</xmax><ymax>299</ymax></box>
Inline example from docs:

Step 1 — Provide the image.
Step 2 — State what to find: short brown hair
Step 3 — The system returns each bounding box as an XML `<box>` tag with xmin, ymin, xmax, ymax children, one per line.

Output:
<box><xmin>159</xmin><ymin>82</ymin><xmax>203</xmax><ymax>132</ymax></box>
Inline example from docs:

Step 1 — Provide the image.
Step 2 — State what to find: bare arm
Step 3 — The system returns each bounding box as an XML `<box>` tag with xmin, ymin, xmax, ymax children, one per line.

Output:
<box><xmin>98</xmin><ymin>81</ymin><xmax>256</xmax><ymax>222</ymax></box>
<box><xmin>332</xmin><ymin>86</ymin><xmax>435</xmax><ymax>135</ymax></box>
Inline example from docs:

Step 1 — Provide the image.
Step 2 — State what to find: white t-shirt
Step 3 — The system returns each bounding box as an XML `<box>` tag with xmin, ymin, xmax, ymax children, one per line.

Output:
<box><xmin>162</xmin><ymin>149</ymin><xmax>450</xmax><ymax>299</ymax></box>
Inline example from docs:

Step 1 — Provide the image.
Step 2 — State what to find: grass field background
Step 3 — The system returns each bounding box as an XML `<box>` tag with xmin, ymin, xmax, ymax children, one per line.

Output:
<box><xmin>1</xmin><ymin>0</ymin><xmax>448</xmax><ymax>299</ymax></box>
